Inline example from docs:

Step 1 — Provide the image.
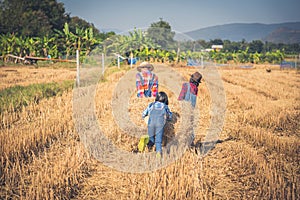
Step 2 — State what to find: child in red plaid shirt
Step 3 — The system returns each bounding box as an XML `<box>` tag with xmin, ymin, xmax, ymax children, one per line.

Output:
<box><xmin>178</xmin><ymin>72</ymin><xmax>202</xmax><ymax>147</ymax></box>
<box><xmin>178</xmin><ymin>72</ymin><xmax>202</xmax><ymax>108</ymax></box>
<box><xmin>136</xmin><ymin>62</ymin><xmax>158</xmax><ymax>98</ymax></box>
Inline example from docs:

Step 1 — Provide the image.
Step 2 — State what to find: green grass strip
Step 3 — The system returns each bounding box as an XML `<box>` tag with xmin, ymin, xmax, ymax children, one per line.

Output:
<box><xmin>0</xmin><ymin>80</ymin><xmax>74</xmax><ymax>113</ymax></box>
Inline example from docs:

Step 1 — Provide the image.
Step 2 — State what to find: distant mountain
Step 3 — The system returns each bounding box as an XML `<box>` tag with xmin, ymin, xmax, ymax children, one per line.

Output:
<box><xmin>184</xmin><ymin>22</ymin><xmax>300</xmax><ymax>43</ymax></box>
<box><xmin>263</xmin><ymin>27</ymin><xmax>300</xmax><ymax>44</ymax></box>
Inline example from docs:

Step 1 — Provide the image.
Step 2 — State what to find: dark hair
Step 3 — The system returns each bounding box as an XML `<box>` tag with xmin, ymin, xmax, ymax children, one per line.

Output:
<box><xmin>155</xmin><ymin>91</ymin><xmax>169</xmax><ymax>105</ymax></box>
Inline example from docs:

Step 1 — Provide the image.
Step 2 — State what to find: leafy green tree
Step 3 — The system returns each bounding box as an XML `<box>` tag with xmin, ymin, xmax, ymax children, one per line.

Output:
<box><xmin>232</xmin><ymin>49</ymin><xmax>249</xmax><ymax>63</ymax></box>
<box><xmin>106</xmin><ymin>28</ymin><xmax>154</xmax><ymax>59</ymax></box>
<box><xmin>0</xmin><ymin>1</ymin><xmax>109</xmax><ymax>60</ymax></box>
<box><xmin>223</xmin><ymin>40</ymin><xmax>240</xmax><ymax>52</ymax></box>
<box><xmin>209</xmin><ymin>39</ymin><xmax>223</xmax><ymax>46</ymax></box>
<box><xmin>68</xmin><ymin>16</ymin><xmax>101</xmax><ymax>38</ymax></box>
<box><xmin>196</xmin><ymin>39</ymin><xmax>209</xmax><ymax>49</ymax></box>
<box><xmin>0</xmin><ymin>34</ymin><xmax>11</xmax><ymax>57</ymax></box>
<box><xmin>4</xmin><ymin>34</ymin><xmax>17</xmax><ymax>56</ymax></box>
<box><xmin>0</xmin><ymin>0</ymin><xmax>68</xmax><ymax>36</ymax></box>
<box><xmin>82</xmin><ymin>27</ymin><xmax>100</xmax><ymax>56</ymax></box>
<box><xmin>0</xmin><ymin>0</ymin><xmax>25</xmax><ymax>34</ymax></box>
<box><xmin>21</xmin><ymin>10</ymin><xmax>52</xmax><ymax>37</ymax></box>
<box><xmin>23</xmin><ymin>37</ymin><xmax>39</xmax><ymax>56</ymax></box>
<box><xmin>136</xmin><ymin>47</ymin><xmax>149</xmax><ymax>61</ymax></box>
<box><xmin>240</xmin><ymin>39</ymin><xmax>248</xmax><ymax>51</ymax></box>
<box><xmin>179</xmin><ymin>51</ymin><xmax>187</xmax><ymax>64</ymax></box>
<box><xmin>147</xmin><ymin>18</ymin><xmax>175</xmax><ymax>50</ymax></box>
<box><xmin>286</xmin><ymin>43</ymin><xmax>300</xmax><ymax>54</ymax></box>
<box><xmin>252</xmin><ymin>52</ymin><xmax>261</xmax><ymax>64</ymax></box>
<box><xmin>248</xmin><ymin>40</ymin><xmax>264</xmax><ymax>53</ymax></box>
<box><xmin>70</xmin><ymin>26</ymin><xmax>100</xmax><ymax>57</ymax></box>
<box><xmin>104</xmin><ymin>35</ymin><xmax>123</xmax><ymax>55</ymax></box>
<box><xmin>36</xmin><ymin>36</ymin><xmax>57</xmax><ymax>57</ymax></box>
<box><xmin>14</xmin><ymin>35</ymin><xmax>26</xmax><ymax>57</ymax></box>
<box><xmin>54</xmin><ymin>23</ymin><xmax>76</xmax><ymax>59</ymax></box>
<box><xmin>127</xmin><ymin>28</ymin><xmax>154</xmax><ymax>53</ymax></box>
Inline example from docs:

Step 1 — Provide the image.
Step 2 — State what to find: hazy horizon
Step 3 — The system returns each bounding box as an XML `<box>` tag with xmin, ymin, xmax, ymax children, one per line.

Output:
<box><xmin>58</xmin><ymin>0</ymin><xmax>300</xmax><ymax>33</ymax></box>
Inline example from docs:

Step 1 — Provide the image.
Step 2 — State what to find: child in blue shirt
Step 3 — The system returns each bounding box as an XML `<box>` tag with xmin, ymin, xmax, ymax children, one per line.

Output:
<box><xmin>139</xmin><ymin>91</ymin><xmax>172</xmax><ymax>158</ymax></box>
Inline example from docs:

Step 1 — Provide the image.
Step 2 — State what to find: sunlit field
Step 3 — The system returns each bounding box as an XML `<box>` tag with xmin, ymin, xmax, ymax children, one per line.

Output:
<box><xmin>0</xmin><ymin>64</ymin><xmax>299</xmax><ymax>199</ymax></box>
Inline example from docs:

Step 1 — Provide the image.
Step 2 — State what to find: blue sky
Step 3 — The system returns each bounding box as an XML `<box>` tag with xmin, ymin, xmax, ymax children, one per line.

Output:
<box><xmin>58</xmin><ymin>0</ymin><xmax>300</xmax><ymax>33</ymax></box>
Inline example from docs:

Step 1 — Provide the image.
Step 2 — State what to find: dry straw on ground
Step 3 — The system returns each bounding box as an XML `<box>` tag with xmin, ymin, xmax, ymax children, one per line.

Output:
<box><xmin>0</xmin><ymin>64</ymin><xmax>299</xmax><ymax>199</ymax></box>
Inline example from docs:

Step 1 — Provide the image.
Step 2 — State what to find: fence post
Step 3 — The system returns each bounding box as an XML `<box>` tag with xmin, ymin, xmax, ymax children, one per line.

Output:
<box><xmin>299</xmin><ymin>54</ymin><xmax>300</xmax><ymax>69</ymax></box>
<box><xmin>130</xmin><ymin>54</ymin><xmax>133</xmax><ymax>68</ymax></box>
<box><xmin>76</xmin><ymin>49</ymin><xmax>80</xmax><ymax>86</ymax></box>
<box><xmin>102</xmin><ymin>53</ymin><xmax>105</xmax><ymax>75</ymax></box>
<box><xmin>118</xmin><ymin>55</ymin><xmax>120</xmax><ymax>69</ymax></box>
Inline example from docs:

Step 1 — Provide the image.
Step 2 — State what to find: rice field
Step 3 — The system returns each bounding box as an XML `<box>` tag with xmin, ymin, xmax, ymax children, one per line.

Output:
<box><xmin>0</xmin><ymin>64</ymin><xmax>299</xmax><ymax>199</ymax></box>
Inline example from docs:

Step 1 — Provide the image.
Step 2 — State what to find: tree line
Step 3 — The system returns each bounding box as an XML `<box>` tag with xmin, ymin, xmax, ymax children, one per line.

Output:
<box><xmin>0</xmin><ymin>0</ymin><xmax>115</xmax><ymax>60</ymax></box>
<box><xmin>0</xmin><ymin>0</ymin><xmax>299</xmax><ymax>65</ymax></box>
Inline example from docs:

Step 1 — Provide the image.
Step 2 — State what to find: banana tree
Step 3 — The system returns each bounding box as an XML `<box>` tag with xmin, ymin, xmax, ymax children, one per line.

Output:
<box><xmin>119</xmin><ymin>29</ymin><xmax>155</xmax><ymax>60</ymax></box>
<box><xmin>251</xmin><ymin>52</ymin><xmax>261</xmax><ymax>64</ymax></box>
<box><xmin>5</xmin><ymin>33</ymin><xmax>17</xmax><ymax>55</ymax></box>
<box><xmin>274</xmin><ymin>50</ymin><xmax>284</xmax><ymax>63</ymax></box>
<box><xmin>24</xmin><ymin>37</ymin><xmax>39</xmax><ymax>56</ymax></box>
<box><xmin>156</xmin><ymin>49</ymin><xmax>165</xmax><ymax>62</ymax></box>
<box><xmin>35</xmin><ymin>36</ymin><xmax>56</xmax><ymax>57</ymax></box>
<box><xmin>264</xmin><ymin>50</ymin><xmax>284</xmax><ymax>64</ymax></box>
<box><xmin>162</xmin><ymin>50</ymin><xmax>170</xmax><ymax>63</ymax></box>
<box><xmin>232</xmin><ymin>49</ymin><xmax>249</xmax><ymax>64</ymax></box>
<box><xmin>56</xmin><ymin>22</ymin><xmax>77</xmax><ymax>59</ymax></box>
<box><xmin>14</xmin><ymin>35</ymin><xmax>26</xmax><ymax>58</ymax></box>
<box><xmin>179</xmin><ymin>51</ymin><xmax>187</xmax><ymax>64</ymax></box>
<box><xmin>148</xmin><ymin>48</ymin><xmax>156</xmax><ymax>62</ymax></box>
<box><xmin>105</xmin><ymin>35</ymin><xmax>121</xmax><ymax>54</ymax></box>
<box><xmin>82</xmin><ymin>27</ymin><xmax>99</xmax><ymax>56</ymax></box>
<box><xmin>167</xmin><ymin>50</ymin><xmax>177</xmax><ymax>63</ymax></box>
<box><xmin>138</xmin><ymin>47</ymin><xmax>151</xmax><ymax>61</ymax></box>
<box><xmin>0</xmin><ymin>34</ymin><xmax>10</xmax><ymax>58</ymax></box>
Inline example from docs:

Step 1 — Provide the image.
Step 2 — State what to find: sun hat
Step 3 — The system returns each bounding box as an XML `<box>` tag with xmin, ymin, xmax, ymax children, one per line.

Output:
<box><xmin>137</xmin><ymin>61</ymin><xmax>154</xmax><ymax>72</ymax></box>
<box><xmin>191</xmin><ymin>72</ymin><xmax>202</xmax><ymax>83</ymax></box>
